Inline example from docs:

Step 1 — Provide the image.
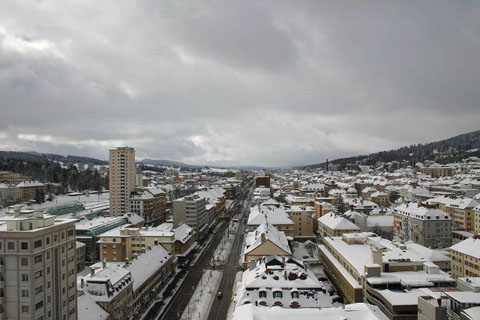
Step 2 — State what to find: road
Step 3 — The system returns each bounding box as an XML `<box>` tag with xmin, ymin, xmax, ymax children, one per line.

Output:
<box><xmin>156</xmin><ymin>182</ymin><xmax>253</xmax><ymax>320</ymax></box>
<box><xmin>208</xmin><ymin>187</ymin><xmax>253</xmax><ymax>320</ymax></box>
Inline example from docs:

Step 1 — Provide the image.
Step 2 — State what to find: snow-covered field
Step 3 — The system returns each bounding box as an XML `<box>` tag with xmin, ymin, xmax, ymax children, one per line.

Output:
<box><xmin>180</xmin><ymin>270</ymin><xmax>222</xmax><ymax>320</ymax></box>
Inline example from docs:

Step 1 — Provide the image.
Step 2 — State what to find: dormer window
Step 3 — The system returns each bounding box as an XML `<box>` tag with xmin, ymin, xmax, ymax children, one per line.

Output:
<box><xmin>259</xmin><ymin>290</ymin><xmax>267</xmax><ymax>298</ymax></box>
<box><xmin>291</xmin><ymin>291</ymin><xmax>299</xmax><ymax>299</ymax></box>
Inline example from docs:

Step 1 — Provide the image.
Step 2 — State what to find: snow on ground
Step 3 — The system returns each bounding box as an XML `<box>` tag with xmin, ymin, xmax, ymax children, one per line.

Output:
<box><xmin>0</xmin><ymin>192</ymin><xmax>110</xmax><ymax>216</ymax></box>
<box><xmin>180</xmin><ymin>270</ymin><xmax>222</xmax><ymax>320</ymax></box>
<box><xmin>211</xmin><ymin>221</ymin><xmax>238</xmax><ymax>266</ymax></box>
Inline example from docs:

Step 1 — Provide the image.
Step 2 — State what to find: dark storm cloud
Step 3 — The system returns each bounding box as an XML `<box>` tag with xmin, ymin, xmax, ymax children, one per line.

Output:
<box><xmin>0</xmin><ymin>0</ymin><xmax>479</xmax><ymax>167</ymax></box>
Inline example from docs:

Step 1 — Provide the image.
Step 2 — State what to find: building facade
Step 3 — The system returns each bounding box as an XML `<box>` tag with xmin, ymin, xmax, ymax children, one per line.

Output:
<box><xmin>0</xmin><ymin>209</ymin><xmax>78</xmax><ymax>320</ymax></box>
<box><xmin>109</xmin><ymin>147</ymin><xmax>136</xmax><ymax>216</ymax></box>
<box><xmin>394</xmin><ymin>203</ymin><xmax>452</xmax><ymax>249</ymax></box>
<box><xmin>172</xmin><ymin>194</ymin><xmax>208</xmax><ymax>241</ymax></box>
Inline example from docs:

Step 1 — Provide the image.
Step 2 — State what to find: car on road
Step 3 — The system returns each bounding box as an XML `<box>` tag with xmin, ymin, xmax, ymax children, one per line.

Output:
<box><xmin>217</xmin><ymin>292</ymin><xmax>223</xmax><ymax>299</ymax></box>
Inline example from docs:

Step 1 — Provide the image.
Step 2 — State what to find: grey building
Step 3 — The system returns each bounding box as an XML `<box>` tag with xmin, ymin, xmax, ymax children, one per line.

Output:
<box><xmin>173</xmin><ymin>194</ymin><xmax>207</xmax><ymax>241</ymax></box>
<box><xmin>395</xmin><ymin>203</ymin><xmax>452</xmax><ymax>249</ymax></box>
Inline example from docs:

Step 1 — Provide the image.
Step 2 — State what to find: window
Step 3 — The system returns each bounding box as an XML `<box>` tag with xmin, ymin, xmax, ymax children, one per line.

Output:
<box><xmin>34</xmin><ymin>270</ymin><xmax>42</xmax><ymax>279</ymax></box>
<box><xmin>46</xmin><ymin>237</ymin><xmax>50</xmax><ymax>245</ymax></box>
<box><xmin>291</xmin><ymin>291</ymin><xmax>299</xmax><ymax>299</ymax></box>
<box><xmin>273</xmin><ymin>291</ymin><xmax>282</xmax><ymax>299</ymax></box>
<box><xmin>34</xmin><ymin>240</ymin><xmax>42</xmax><ymax>249</ymax></box>
<box><xmin>21</xmin><ymin>242</ymin><xmax>28</xmax><ymax>250</ymax></box>
<box><xmin>7</xmin><ymin>242</ymin><xmax>15</xmax><ymax>250</ymax></box>
<box><xmin>21</xmin><ymin>258</ymin><xmax>28</xmax><ymax>266</ymax></box>
<box><xmin>68</xmin><ymin>229</ymin><xmax>74</xmax><ymax>237</ymax></box>
<box><xmin>21</xmin><ymin>305</ymin><xmax>29</xmax><ymax>313</ymax></box>
<box><xmin>259</xmin><ymin>291</ymin><xmax>267</xmax><ymax>298</ymax></box>
<box><xmin>21</xmin><ymin>289</ymin><xmax>29</xmax><ymax>297</ymax></box>
<box><xmin>34</xmin><ymin>255</ymin><xmax>42</xmax><ymax>263</ymax></box>
<box><xmin>35</xmin><ymin>300</ymin><xmax>43</xmax><ymax>311</ymax></box>
<box><xmin>35</xmin><ymin>286</ymin><xmax>43</xmax><ymax>295</ymax></box>
<box><xmin>21</xmin><ymin>274</ymin><xmax>28</xmax><ymax>281</ymax></box>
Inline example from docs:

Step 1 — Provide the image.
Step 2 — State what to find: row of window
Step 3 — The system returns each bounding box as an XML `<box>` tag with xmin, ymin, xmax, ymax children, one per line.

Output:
<box><xmin>2</xmin><ymin>231</ymin><xmax>75</xmax><ymax>251</ymax></box>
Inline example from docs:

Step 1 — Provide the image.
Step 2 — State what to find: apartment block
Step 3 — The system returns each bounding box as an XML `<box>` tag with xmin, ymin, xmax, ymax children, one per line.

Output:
<box><xmin>285</xmin><ymin>206</ymin><xmax>315</xmax><ymax>237</ymax></box>
<box><xmin>394</xmin><ymin>203</ymin><xmax>452</xmax><ymax>249</ymax></box>
<box><xmin>450</xmin><ymin>236</ymin><xmax>480</xmax><ymax>279</ymax></box>
<box><xmin>172</xmin><ymin>194</ymin><xmax>208</xmax><ymax>241</ymax></box>
<box><xmin>129</xmin><ymin>187</ymin><xmax>166</xmax><ymax>226</ymax></box>
<box><xmin>0</xmin><ymin>209</ymin><xmax>78</xmax><ymax>320</ymax></box>
<box><xmin>109</xmin><ymin>147</ymin><xmax>136</xmax><ymax>216</ymax></box>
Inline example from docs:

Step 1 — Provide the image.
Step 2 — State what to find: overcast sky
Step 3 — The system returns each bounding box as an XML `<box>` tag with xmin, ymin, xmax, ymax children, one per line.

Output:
<box><xmin>0</xmin><ymin>0</ymin><xmax>479</xmax><ymax>167</ymax></box>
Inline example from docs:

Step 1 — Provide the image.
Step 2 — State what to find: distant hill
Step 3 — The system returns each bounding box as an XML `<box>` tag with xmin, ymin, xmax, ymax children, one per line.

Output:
<box><xmin>302</xmin><ymin>129</ymin><xmax>480</xmax><ymax>170</ymax></box>
<box><xmin>139</xmin><ymin>158</ymin><xmax>201</xmax><ymax>168</ymax></box>
<box><xmin>0</xmin><ymin>151</ymin><xmax>108</xmax><ymax>165</ymax></box>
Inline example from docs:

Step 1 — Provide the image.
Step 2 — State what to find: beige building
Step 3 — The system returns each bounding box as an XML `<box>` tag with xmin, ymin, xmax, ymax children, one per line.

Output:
<box><xmin>109</xmin><ymin>147</ymin><xmax>136</xmax><ymax>216</ymax></box>
<box><xmin>317</xmin><ymin>212</ymin><xmax>360</xmax><ymax>239</ymax></box>
<box><xmin>285</xmin><ymin>206</ymin><xmax>315</xmax><ymax>237</ymax></box>
<box><xmin>422</xmin><ymin>166</ymin><xmax>454</xmax><ymax>177</ymax></box>
<box><xmin>0</xmin><ymin>209</ymin><xmax>78</xmax><ymax>320</ymax></box>
<box><xmin>16</xmin><ymin>181</ymin><xmax>45</xmax><ymax>202</ymax></box>
<box><xmin>98</xmin><ymin>226</ymin><xmax>175</xmax><ymax>262</ymax></box>
<box><xmin>450</xmin><ymin>236</ymin><xmax>480</xmax><ymax>279</ymax></box>
<box><xmin>475</xmin><ymin>205</ymin><xmax>480</xmax><ymax>235</ymax></box>
<box><xmin>242</xmin><ymin>223</ymin><xmax>292</xmax><ymax>269</ymax></box>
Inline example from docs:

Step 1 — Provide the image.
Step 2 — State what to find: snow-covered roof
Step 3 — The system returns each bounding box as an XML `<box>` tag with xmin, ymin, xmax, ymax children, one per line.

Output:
<box><xmin>395</xmin><ymin>203</ymin><xmax>450</xmax><ymax>220</ymax></box>
<box><xmin>450</xmin><ymin>237</ymin><xmax>480</xmax><ymax>259</ymax></box>
<box><xmin>244</xmin><ymin>223</ymin><xmax>291</xmax><ymax>256</ymax></box>
<box><xmin>248</xmin><ymin>205</ymin><xmax>294</xmax><ymax>226</ymax></box>
<box><xmin>125</xmin><ymin>245</ymin><xmax>171</xmax><ymax>291</ymax></box>
<box><xmin>77</xmin><ymin>292</ymin><xmax>110</xmax><ymax>320</ymax></box>
<box><xmin>318</xmin><ymin>213</ymin><xmax>360</xmax><ymax>231</ymax></box>
<box><xmin>16</xmin><ymin>181</ymin><xmax>44</xmax><ymax>187</ymax></box>
<box><xmin>231</xmin><ymin>303</ymin><xmax>388</xmax><ymax>320</ymax></box>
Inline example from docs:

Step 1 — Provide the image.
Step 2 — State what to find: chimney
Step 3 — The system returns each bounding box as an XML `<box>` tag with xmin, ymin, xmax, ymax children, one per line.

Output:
<box><xmin>90</xmin><ymin>267</ymin><xmax>95</xmax><ymax>277</ymax></box>
<box><xmin>102</xmin><ymin>259</ymin><xmax>106</xmax><ymax>268</ymax></box>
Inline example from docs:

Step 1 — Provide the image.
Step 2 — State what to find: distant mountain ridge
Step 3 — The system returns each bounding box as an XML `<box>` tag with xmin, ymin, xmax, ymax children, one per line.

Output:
<box><xmin>302</xmin><ymin>129</ymin><xmax>480</xmax><ymax>170</ymax></box>
<box><xmin>0</xmin><ymin>151</ymin><xmax>108</xmax><ymax>165</ymax></box>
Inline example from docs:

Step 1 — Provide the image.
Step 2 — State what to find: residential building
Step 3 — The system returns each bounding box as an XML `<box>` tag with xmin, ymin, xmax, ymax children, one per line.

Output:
<box><xmin>450</xmin><ymin>236</ymin><xmax>480</xmax><ymax>279</ymax></box>
<box><xmin>422</xmin><ymin>166</ymin><xmax>454</xmax><ymax>177</ymax></box>
<box><xmin>242</xmin><ymin>223</ymin><xmax>292</xmax><ymax>269</ymax></box>
<box><xmin>317</xmin><ymin>212</ymin><xmax>360</xmax><ymax>238</ymax></box>
<box><xmin>231</xmin><ymin>303</ymin><xmax>388</xmax><ymax>320</ymax></box>
<box><xmin>370</xmin><ymin>191</ymin><xmax>389</xmax><ymax>207</ymax></box>
<box><xmin>109</xmin><ymin>147</ymin><xmax>136</xmax><ymax>216</ymax></box>
<box><xmin>0</xmin><ymin>183</ymin><xmax>18</xmax><ymax>205</ymax></box>
<box><xmin>247</xmin><ymin>202</ymin><xmax>295</xmax><ymax>237</ymax></box>
<box><xmin>394</xmin><ymin>203</ymin><xmax>452</xmax><ymax>249</ymax></box>
<box><xmin>0</xmin><ymin>209</ymin><xmax>78</xmax><ymax>320</ymax></box>
<box><xmin>428</xmin><ymin>196</ymin><xmax>479</xmax><ymax>232</ymax></box>
<box><xmin>236</xmin><ymin>256</ymin><xmax>332</xmax><ymax>308</ymax></box>
<box><xmin>97</xmin><ymin>225</ymin><xmax>175</xmax><ymax>262</ymax></box>
<box><xmin>318</xmin><ymin>232</ymin><xmax>454</xmax><ymax>307</ymax></box>
<box><xmin>285</xmin><ymin>206</ymin><xmax>315</xmax><ymax>238</ymax></box>
<box><xmin>129</xmin><ymin>187</ymin><xmax>166</xmax><ymax>226</ymax></box>
<box><xmin>172</xmin><ymin>194</ymin><xmax>208</xmax><ymax>241</ymax></box>
<box><xmin>80</xmin><ymin>263</ymin><xmax>133</xmax><ymax>320</ymax></box>
<box><xmin>16</xmin><ymin>181</ymin><xmax>45</xmax><ymax>201</ymax></box>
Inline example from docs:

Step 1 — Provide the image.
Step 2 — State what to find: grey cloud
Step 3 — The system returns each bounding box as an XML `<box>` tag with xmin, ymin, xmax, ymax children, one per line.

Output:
<box><xmin>0</xmin><ymin>0</ymin><xmax>479</xmax><ymax>167</ymax></box>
